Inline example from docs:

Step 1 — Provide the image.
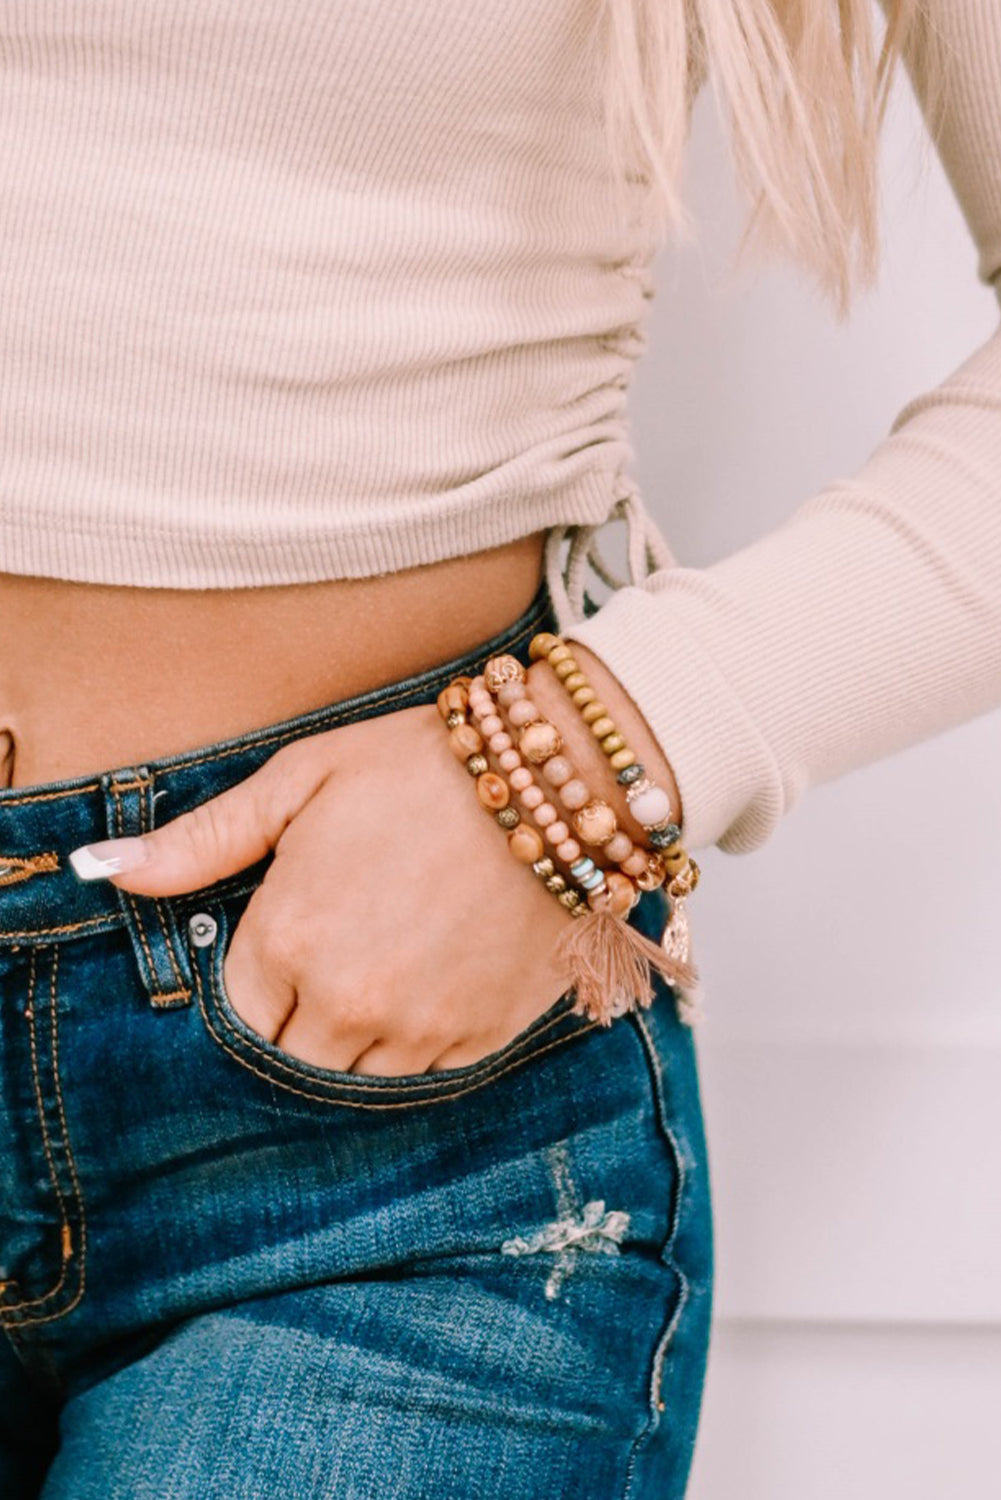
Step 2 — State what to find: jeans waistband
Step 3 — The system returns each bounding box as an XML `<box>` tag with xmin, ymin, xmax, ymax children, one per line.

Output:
<box><xmin>0</xmin><ymin>580</ymin><xmax>558</xmax><ymax>947</ymax></box>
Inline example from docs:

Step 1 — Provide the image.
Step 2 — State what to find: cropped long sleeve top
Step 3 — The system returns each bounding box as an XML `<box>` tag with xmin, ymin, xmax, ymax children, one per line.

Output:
<box><xmin>1</xmin><ymin>0</ymin><xmax>999</xmax><ymax>854</ymax></box>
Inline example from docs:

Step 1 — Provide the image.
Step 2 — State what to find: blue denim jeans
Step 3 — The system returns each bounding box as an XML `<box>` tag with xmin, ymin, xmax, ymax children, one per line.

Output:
<box><xmin>0</xmin><ymin>581</ymin><xmax>713</xmax><ymax>1498</ymax></box>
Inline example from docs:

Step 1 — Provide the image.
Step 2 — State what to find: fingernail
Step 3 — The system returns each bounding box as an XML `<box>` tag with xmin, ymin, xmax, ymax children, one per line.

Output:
<box><xmin>68</xmin><ymin>837</ymin><xmax>151</xmax><ymax>882</ymax></box>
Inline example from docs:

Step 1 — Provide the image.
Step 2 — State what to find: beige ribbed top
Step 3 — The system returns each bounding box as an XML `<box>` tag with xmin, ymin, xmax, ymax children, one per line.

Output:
<box><xmin>1</xmin><ymin>0</ymin><xmax>999</xmax><ymax>854</ymax></box>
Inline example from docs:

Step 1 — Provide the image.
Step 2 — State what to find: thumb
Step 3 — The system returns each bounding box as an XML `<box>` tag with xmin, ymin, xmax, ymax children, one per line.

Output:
<box><xmin>67</xmin><ymin>742</ymin><xmax>332</xmax><ymax>897</ymax></box>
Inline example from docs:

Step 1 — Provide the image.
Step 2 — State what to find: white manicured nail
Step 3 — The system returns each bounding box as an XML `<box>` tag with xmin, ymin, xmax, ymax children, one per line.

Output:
<box><xmin>68</xmin><ymin>837</ymin><xmax>150</xmax><ymax>881</ymax></box>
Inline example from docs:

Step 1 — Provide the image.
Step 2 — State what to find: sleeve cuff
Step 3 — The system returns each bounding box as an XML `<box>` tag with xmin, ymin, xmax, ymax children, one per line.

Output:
<box><xmin>562</xmin><ymin>577</ymin><xmax>787</xmax><ymax>855</ymax></box>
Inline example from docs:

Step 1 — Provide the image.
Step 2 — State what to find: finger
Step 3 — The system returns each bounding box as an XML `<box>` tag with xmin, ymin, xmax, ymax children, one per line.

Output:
<box><xmin>427</xmin><ymin>1034</ymin><xmax>505</xmax><ymax>1071</ymax></box>
<box><xmin>222</xmin><ymin>938</ymin><xmax>298</xmax><ymax>1044</ymax></box>
<box><xmin>349</xmin><ymin>1040</ymin><xmax>442</xmax><ymax>1078</ymax></box>
<box><xmin>67</xmin><ymin>740</ymin><xmax>333</xmax><ymax>897</ymax></box>
<box><xmin>272</xmin><ymin>998</ymin><xmax>372</xmax><ymax>1075</ymax></box>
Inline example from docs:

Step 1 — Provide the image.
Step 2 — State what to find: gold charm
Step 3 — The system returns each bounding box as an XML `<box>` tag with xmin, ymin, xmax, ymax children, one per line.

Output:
<box><xmin>667</xmin><ymin>857</ymin><xmax>699</xmax><ymax>899</ymax></box>
<box><xmin>661</xmin><ymin>897</ymin><xmax>692</xmax><ymax>969</ymax></box>
<box><xmin>661</xmin><ymin>898</ymin><xmax>705</xmax><ymax>1025</ymax></box>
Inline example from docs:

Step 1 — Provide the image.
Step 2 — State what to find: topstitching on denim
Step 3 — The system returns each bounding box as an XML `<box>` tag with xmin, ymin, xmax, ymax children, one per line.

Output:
<box><xmin>0</xmin><ymin>948</ymin><xmax>87</xmax><ymax>1331</ymax></box>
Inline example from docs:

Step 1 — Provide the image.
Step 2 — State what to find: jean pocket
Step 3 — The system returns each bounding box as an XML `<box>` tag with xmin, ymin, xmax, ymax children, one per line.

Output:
<box><xmin>183</xmin><ymin>884</ymin><xmax>598</xmax><ymax>1111</ymax></box>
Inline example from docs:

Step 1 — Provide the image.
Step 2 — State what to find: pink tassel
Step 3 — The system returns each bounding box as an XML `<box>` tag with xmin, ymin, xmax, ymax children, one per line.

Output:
<box><xmin>554</xmin><ymin>904</ymin><xmax>702</xmax><ymax>1028</ymax></box>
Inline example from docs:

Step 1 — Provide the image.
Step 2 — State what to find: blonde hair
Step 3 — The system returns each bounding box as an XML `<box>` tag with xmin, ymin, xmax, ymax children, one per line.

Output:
<box><xmin>601</xmin><ymin>0</ymin><xmax>949</xmax><ymax>318</ymax></box>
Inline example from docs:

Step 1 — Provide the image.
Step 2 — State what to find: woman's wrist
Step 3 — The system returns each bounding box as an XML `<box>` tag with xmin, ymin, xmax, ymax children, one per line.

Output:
<box><xmin>524</xmin><ymin>640</ymin><xmax>683</xmax><ymax>850</ymax></box>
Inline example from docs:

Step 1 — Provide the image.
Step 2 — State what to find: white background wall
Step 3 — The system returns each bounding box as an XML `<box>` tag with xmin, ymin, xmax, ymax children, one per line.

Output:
<box><xmin>626</xmin><ymin>61</ymin><xmax>1001</xmax><ymax>1500</ymax></box>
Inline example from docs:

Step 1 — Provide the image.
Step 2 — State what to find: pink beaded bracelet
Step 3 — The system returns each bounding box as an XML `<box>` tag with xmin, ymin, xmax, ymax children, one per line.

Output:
<box><xmin>467</xmin><ymin>674</ymin><xmax>640</xmax><ymax>919</ymax></box>
<box><xmin>437</xmin><ymin>677</ymin><xmax>595</xmax><ymax>922</ymax></box>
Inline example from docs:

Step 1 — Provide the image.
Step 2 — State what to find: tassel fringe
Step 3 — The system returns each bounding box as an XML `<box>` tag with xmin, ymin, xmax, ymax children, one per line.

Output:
<box><xmin>554</xmin><ymin>903</ymin><xmax>703</xmax><ymax>1028</ymax></box>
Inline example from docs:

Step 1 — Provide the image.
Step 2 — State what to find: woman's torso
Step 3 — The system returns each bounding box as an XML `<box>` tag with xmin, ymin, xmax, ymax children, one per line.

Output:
<box><xmin>0</xmin><ymin>534</ymin><xmax>546</xmax><ymax>789</ymax></box>
<box><xmin>0</xmin><ymin>4</ymin><xmax>655</xmax><ymax>783</ymax></box>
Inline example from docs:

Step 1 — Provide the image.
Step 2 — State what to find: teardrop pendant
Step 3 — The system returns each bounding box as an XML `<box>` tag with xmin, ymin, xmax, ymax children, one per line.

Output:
<box><xmin>660</xmin><ymin>898</ymin><xmax>704</xmax><ymax>1025</ymax></box>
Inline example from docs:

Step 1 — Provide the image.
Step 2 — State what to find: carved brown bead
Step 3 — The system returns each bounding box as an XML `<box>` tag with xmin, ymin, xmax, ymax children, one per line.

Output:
<box><xmin>507</xmin><ymin>824</ymin><xmax>545</xmax><ymax>863</ymax></box>
<box><xmin>572</xmin><ymin>798</ymin><xmax>618</xmax><ymax>847</ymax></box>
<box><xmin>605</xmin><ymin>871</ymin><xmax>637</xmax><ymax>916</ymax></box>
<box><xmin>448</xmin><ymin>723</ymin><xmax>483</xmax><ymax>760</ymax></box>
<box><xmin>519</xmin><ymin>720</ymin><xmax>562</xmax><ymax>764</ymax></box>
<box><xmin>437</xmin><ymin>683</ymin><xmax>469</xmax><ymax>720</ymax></box>
<box><xmin>483</xmin><ymin>654</ymin><xmax>526</xmax><ymax>693</ymax></box>
<box><xmin>476</xmin><ymin>772</ymin><xmax>510</xmax><ymax>811</ymax></box>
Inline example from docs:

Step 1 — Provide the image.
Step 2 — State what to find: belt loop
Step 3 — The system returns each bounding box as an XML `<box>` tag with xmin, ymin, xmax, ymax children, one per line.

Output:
<box><xmin>100</xmin><ymin>768</ymin><xmax>193</xmax><ymax>1010</ymax></box>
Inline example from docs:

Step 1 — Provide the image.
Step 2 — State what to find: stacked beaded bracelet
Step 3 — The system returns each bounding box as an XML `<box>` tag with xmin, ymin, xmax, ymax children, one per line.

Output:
<box><xmin>436</xmin><ymin>676</ymin><xmax>596</xmax><ymax>921</ymax></box>
<box><xmin>527</xmin><ymin>632</ymin><xmax>700</xmax><ymax>904</ymax></box>
<box><xmin>439</xmin><ymin>654</ymin><xmax>704</xmax><ymax>1027</ymax></box>
<box><xmin>480</xmin><ymin>683</ymin><xmax>672</xmax><ymax>898</ymax></box>
<box><xmin>472</xmin><ymin>652</ymin><xmax>686</xmax><ymax>902</ymax></box>
<box><xmin>465</xmin><ymin>672</ymin><xmax>640</xmax><ymax>919</ymax></box>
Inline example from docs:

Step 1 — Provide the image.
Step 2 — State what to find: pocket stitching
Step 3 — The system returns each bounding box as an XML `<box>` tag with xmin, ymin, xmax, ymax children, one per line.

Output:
<box><xmin>193</xmin><ymin>904</ymin><xmax>598</xmax><ymax>1110</ymax></box>
<box><xmin>0</xmin><ymin>947</ymin><xmax>87</xmax><ymax>1329</ymax></box>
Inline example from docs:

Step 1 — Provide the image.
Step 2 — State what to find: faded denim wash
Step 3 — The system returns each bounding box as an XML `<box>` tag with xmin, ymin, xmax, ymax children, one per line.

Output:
<box><xmin>0</xmin><ymin>581</ymin><xmax>714</xmax><ymax>1498</ymax></box>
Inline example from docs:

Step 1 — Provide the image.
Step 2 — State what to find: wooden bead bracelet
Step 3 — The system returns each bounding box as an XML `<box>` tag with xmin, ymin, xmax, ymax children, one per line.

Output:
<box><xmin>527</xmin><ymin>632</ymin><xmax>700</xmax><ymax>903</ymax></box>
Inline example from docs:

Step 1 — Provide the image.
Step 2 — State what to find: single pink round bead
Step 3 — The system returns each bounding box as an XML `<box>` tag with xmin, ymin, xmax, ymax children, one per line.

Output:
<box><xmin>499</xmin><ymin>748</ymin><xmax>520</xmax><ymax>772</ymax></box>
<box><xmin>558</xmin><ymin>779</ymin><xmax>589</xmax><ymax>811</ymax></box>
<box><xmin>510</xmin><ymin>767</ymin><xmax>533</xmax><ymax>791</ymax></box>
<box><xmin>488</xmin><ymin>731</ymin><xmax>512</xmax><ymax>754</ymax></box>
<box><xmin>521</xmin><ymin>784</ymin><xmax>544</xmax><ymax>810</ymax></box>
<box><xmin>470</xmin><ymin>676</ymin><xmax>486</xmax><ymax>693</ymax></box>
<box><xmin>545</xmin><ymin>820</ymin><xmax>570</xmax><ymax>845</ymax></box>
<box><xmin>542</xmin><ymin>755</ymin><xmax>573</xmax><ymax>788</ymax></box>
<box><xmin>480</xmin><ymin>715</ymin><xmax>503</xmax><ymax>737</ymax></box>
<box><xmin>605</xmin><ymin>831</ymin><xmax>634</xmax><ymax>863</ymax></box>
<box><xmin>497</xmin><ymin>681</ymin><xmax>526</xmax><ymax>707</ymax></box>
<box><xmin>469</xmin><ymin>695</ymin><xmax>492</xmax><ymax>718</ymax></box>
<box><xmin>508</xmin><ymin>699</ymin><xmax>540</xmax><ymax>729</ymax></box>
<box><xmin>556</xmin><ymin>838</ymin><xmax>581</xmax><ymax>863</ymax></box>
<box><xmin>534</xmin><ymin>802</ymin><xmax>558</xmax><ymax>827</ymax></box>
<box><xmin>622</xmin><ymin>850</ymin><xmax>649</xmax><ymax>877</ymax></box>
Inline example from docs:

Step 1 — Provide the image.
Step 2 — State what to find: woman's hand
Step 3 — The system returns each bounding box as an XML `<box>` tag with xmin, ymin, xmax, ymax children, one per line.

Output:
<box><xmin>69</xmin><ymin>705</ymin><xmax>577</xmax><ymax>1076</ymax></box>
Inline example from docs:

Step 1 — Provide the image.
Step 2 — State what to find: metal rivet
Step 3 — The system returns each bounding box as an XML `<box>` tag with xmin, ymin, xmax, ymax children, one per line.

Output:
<box><xmin>188</xmin><ymin>912</ymin><xmax>218</xmax><ymax>947</ymax></box>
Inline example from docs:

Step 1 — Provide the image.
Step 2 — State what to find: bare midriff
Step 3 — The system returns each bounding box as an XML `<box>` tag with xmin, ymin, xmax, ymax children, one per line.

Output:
<box><xmin>0</xmin><ymin>533</ymin><xmax>547</xmax><ymax>790</ymax></box>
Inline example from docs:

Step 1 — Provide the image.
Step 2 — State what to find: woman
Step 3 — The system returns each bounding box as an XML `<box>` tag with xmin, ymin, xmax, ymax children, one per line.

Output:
<box><xmin>0</xmin><ymin>1</ymin><xmax>996</xmax><ymax>1495</ymax></box>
